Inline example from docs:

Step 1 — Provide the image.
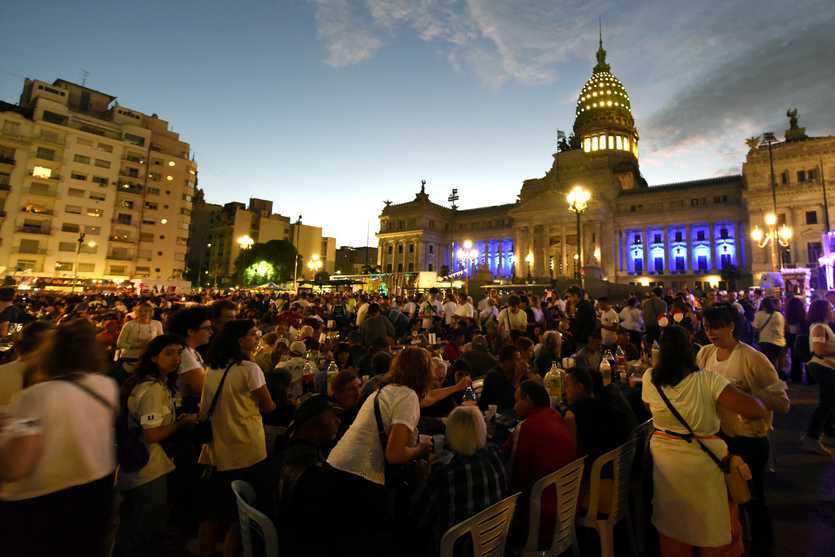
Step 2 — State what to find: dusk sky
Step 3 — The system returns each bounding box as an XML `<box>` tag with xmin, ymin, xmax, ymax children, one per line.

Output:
<box><xmin>3</xmin><ymin>0</ymin><xmax>834</xmax><ymax>248</ymax></box>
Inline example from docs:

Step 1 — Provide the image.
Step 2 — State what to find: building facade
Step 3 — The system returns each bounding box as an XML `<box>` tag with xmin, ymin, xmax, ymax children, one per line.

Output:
<box><xmin>377</xmin><ymin>42</ymin><xmax>835</xmax><ymax>292</ymax></box>
<box><xmin>0</xmin><ymin>78</ymin><xmax>196</xmax><ymax>286</ymax></box>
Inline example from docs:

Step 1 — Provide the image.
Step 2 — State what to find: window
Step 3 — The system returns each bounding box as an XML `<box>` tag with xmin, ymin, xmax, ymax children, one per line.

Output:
<box><xmin>719</xmin><ymin>228</ymin><xmax>729</xmax><ymax>239</ymax></box>
<box><xmin>174</xmin><ymin>253</ymin><xmax>186</xmax><ymax>261</ymax></box>
<box><xmin>55</xmin><ymin>262</ymin><xmax>73</xmax><ymax>271</ymax></box>
<box><xmin>142</xmin><ymin>218</ymin><xmax>156</xmax><ymax>225</ymax></box>
<box><xmin>386</xmin><ymin>264</ymin><xmax>392</xmax><ymax>273</ymax></box>
<box><xmin>807</xmin><ymin>211</ymin><xmax>818</xmax><ymax>225</ymax></box>
<box><xmin>120</xmin><ymin>200</ymin><xmax>134</xmax><ymax>209</ymax></box>
<box><xmin>87</xmin><ymin>208</ymin><xmax>103</xmax><ymax>217</ymax></box>
<box><xmin>136</xmin><ymin>266</ymin><xmax>151</xmax><ymax>275</ymax></box>
<box><xmin>696</xmin><ymin>231</ymin><xmax>706</xmax><ymax>241</ymax></box>
<box><xmin>74</xmin><ymin>154</ymin><xmax>90</xmax><ymax>164</ymax></box>
<box><xmin>387</xmin><ymin>246</ymin><xmax>393</xmax><ymax>254</ymax></box>
<box><xmin>145</xmin><ymin>202</ymin><xmax>158</xmax><ymax>210</ymax></box>
<box><xmin>182</xmin><ymin>194</ymin><xmax>192</xmax><ymax>202</ymax></box>
<box><xmin>149</xmin><ymin>172</ymin><xmax>161</xmax><ymax>181</ymax></box>
<box><xmin>397</xmin><ymin>263</ymin><xmax>403</xmax><ymax>272</ymax></box>
<box><xmin>428</xmin><ymin>264</ymin><xmax>434</xmax><ymax>272</ymax></box>
<box><xmin>3</xmin><ymin>121</ymin><xmax>20</xmax><ymax>136</ymax></box>
<box><xmin>41</xmin><ymin>111</ymin><xmax>67</xmax><ymax>126</ymax></box>
<box><xmin>18</xmin><ymin>239</ymin><xmax>40</xmax><ymax>254</ymax></box>
<box><xmin>808</xmin><ymin>169</ymin><xmax>817</xmax><ymax>181</ymax></box>
<box><xmin>691</xmin><ymin>199</ymin><xmax>699</xmax><ymax>206</ymax></box>
<box><xmin>59</xmin><ymin>242</ymin><xmax>76</xmax><ymax>251</ymax></box>
<box><xmin>94</xmin><ymin>159</ymin><xmax>110</xmax><ymax>169</ymax></box>
<box><xmin>65</xmin><ymin>205</ymin><xmax>82</xmax><ymax>215</ymax></box>
<box><xmin>429</xmin><ymin>245</ymin><xmax>434</xmax><ymax>254</ymax></box>
<box><xmin>714</xmin><ymin>196</ymin><xmax>721</xmax><ymax>203</ymax></box>
<box><xmin>71</xmin><ymin>172</ymin><xmax>87</xmax><ymax>181</ymax></box>
<box><xmin>36</xmin><ymin>147</ymin><xmax>55</xmax><ymax>160</ymax></box>
<box><xmin>409</xmin><ymin>244</ymin><xmax>414</xmax><ymax>253</ymax></box>
<box><xmin>116</xmin><ymin>213</ymin><xmax>132</xmax><ymax>225</ymax></box>
<box><xmin>808</xmin><ymin>242</ymin><xmax>823</xmax><ymax>263</ymax></box>
<box><xmin>675</xmin><ymin>231</ymin><xmax>683</xmax><ymax>242</ymax></box>
<box><xmin>85</xmin><ymin>226</ymin><xmax>101</xmax><ymax>235</ymax></box>
<box><xmin>0</xmin><ymin>171</ymin><xmax>9</xmax><ymax>185</ymax></box>
<box><xmin>139</xmin><ymin>233</ymin><xmax>154</xmax><ymax>242</ymax></box>
<box><xmin>32</xmin><ymin>166</ymin><xmax>52</xmax><ymax>178</ymax></box>
<box><xmin>109</xmin><ymin>265</ymin><xmax>126</xmax><ymax>275</ymax></box>
<box><xmin>89</xmin><ymin>193</ymin><xmax>105</xmax><ymax>201</ymax></box>
<box><xmin>61</xmin><ymin>223</ymin><xmax>80</xmax><ymax>233</ymax></box>
<box><xmin>798</xmin><ymin>170</ymin><xmax>807</xmax><ymax>183</ymax></box>
<box><xmin>124</xmin><ymin>133</ymin><xmax>145</xmax><ymax>147</ymax></box>
<box><xmin>653</xmin><ymin>234</ymin><xmax>661</xmax><ymax>243</ymax></box>
<box><xmin>92</xmin><ymin>176</ymin><xmax>107</xmax><ymax>185</ymax></box>
<box><xmin>16</xmin><ymin>260</ymin><xmax>37</xmax><ymax>271</ymax></box>
<box><xmin>408</xmin><ymin>263</ymin><xmax>414</xmax><ymax>272</ymax></box>
<box><xmin>77</xmin><ymin>138</ymin><xmax>93</xmax><ymax>147</ymax></box>
<box><xmin>78</xmin><ymin>263</ymin><xmax>95</xmax><ymax>272</ymax></box>
<box><xmin>68</xmin><ymin>188</ymin><xmax>84</xmax><ymax>197</ymax></box>
<box><xmin>125</xmin><ymin>167</ymin><xmax>139</xmax><ymax>178</ymax></box>
<box><xmin>781</xmin><ymin>171</ymin><xmax>789</xmax><ymax>185</ymax></box>
<box><xmin>147</xmin><ymin>187</ymin><xmax>160</xmax><ymax>195</ymax></box>
<box><xmin>0</xmin><ymin>145</ymin><xmax>14</xmax><ymax>163</ymax></box>
<box><xmin>398</xmin><ymin>245</ymin><xmax>403</xmax><ymax>253</ymax></box>
<box><xmin>97</xmin><ymin>143</ymin><xmax>113</xmax><ymax>153</ymax></box>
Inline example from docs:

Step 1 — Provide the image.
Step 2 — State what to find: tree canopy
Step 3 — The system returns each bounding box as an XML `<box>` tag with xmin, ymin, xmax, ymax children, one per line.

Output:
<box><xmin>233</xmin><ymin>239</ymin><xmax>299</xmax><ymax>284</ymax></box>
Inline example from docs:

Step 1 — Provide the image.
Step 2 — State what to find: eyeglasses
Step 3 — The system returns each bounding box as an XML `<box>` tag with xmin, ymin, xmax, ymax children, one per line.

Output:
<box><xmin>198</xmin><ymin>326</ymin><xmax>213</xmax><ymax>331</ymax></box>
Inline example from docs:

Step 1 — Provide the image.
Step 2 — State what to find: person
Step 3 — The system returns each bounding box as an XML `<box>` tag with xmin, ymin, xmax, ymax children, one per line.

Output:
<box><xmin>574</xmin><ymin>331</ymin><xmax>604</xmax><ymax>372</ymax></box>
<box><xmin>196</xmin><ymin>320</ymin><xmax>276</xmax><ymax>557</ymax></box>
<box><xmin>502</xmin><ymin>380</ymin><xmax>577</xmax><ymax>547</ymax></box>
<box><xmin>275</xmin><ymin>395</ymin><xmax>342</xmax><ymax>557</ymax></box>
<box><xmin>597</xmin><ymin>296</ymin><xmax>619</xmax><ymax>349</ymax></box>
<box><xmin>534</xmin><ymin>330</ymin><xmax>561</xmax><ymax>376</ymax></box>
<box><xmin>254</xmin><ymin>332</ymin><xmax>279</xmax><ymax>373</ymax></box>
<box><xmin>803</xmin><ymin>299</ymin><xmax>835</xmax><ymax>454</ymax></box>
<box><xmin>355</xmin><ymin>294</ymin><xmax>370</xmax><ymax>325</ymax></box>
<box><xmin>114</xmin><ymin>335</ymin><xmax>199</xmax><ymax>557</ymax></box>
<box><xmin>619</xmin><ymin>296</ymin><xmax>644</xmax><ymax>351</ymax></box>
<box><xmin>276</xmin><ymin>341</ymin><xmax>317</xmax><ymax>398</ymax></box>
<box><xmin>565</xmin><ymin>286</ymin><xmax>597</xmax><ymax>350</ymax></box>
<box><xmin>517</xmin><ymin>336</ymin><xmax>539</xmax><ymax>377</ymax></box>
<box><xmin>451</xmin><ymin>292</ymin><xmax>474</xmax><ymax>326</ymax></box>
<box><xmin>698</xmin><ymin>303</ymin><xmax>789</xmax><ymax>557</ymax></box>
<box><xmin>359</xmin><ymin>303</ymin><xmax>396</xmax><ymax>347</ymax></box>
<box><xmin>96</xmin><ymin>319</ymin><xmax>120</xmax><ymax>360</ymax></box>
<box><xmin>411</xmin><ymin>405</ymin><xmax>507</xmax><ymax>557</ymax></box>
<box><xmin>418</xmin><ymin>288</ymin><xmax>444</xmax><ymax>330</ymax></box>
<box><xmin>642</xmin><ymin>326</ymin><xmax>768</xmax><ymax>556</ymax></box>
<box><xmin>441</xmin><ymin>329</ymin><xmax>465</xmax><ymax>361</ymax></box>
<box><xmin>478</xmin><ymin>344</ymin><xmax>525</xmax><ymax>416</ymax></box>
<box><xmin>327</xmin><ymin>370</ymin><xmax>362</xmax><ymax>445</ymax></box>
<box><xmin>0</xmin><ymin>320</ymin><xmax>52</xmax><ymax>405</ymax></box>
<box><xmin>784</xmin><ymin>296</ymin><xmax>807</xmax><ymax>384</ymax></box>
<box><xmin>442</xmin><ymin>292</ymin><xmax>458</xmax><ymax>330</ymax></box>
<box><xmin>753</xmin><ymin>298</ymin><xmax>787</xmax><ymax>373</ymax></box>
<box><xmin>642</xmin><ymin>286</ymin><xmax>667</xmax><ymax>348</ymax></box>
<box><xmin>420</xmin><ymin>357</ymin><xmax>472</xmax><ymax>418</ymax></box>
<box><xmin>459</xmin><ymin>335</ymin><xmax>497</xmax><ymax>378</ymax></box>
<box><xmin>117</xmin><ymin>301</ymin><xmax>164</xmax><ymax>363</ymax></box>
<box><xmin>326</xmin><ymin>346</ymin><xmax>434</xmax><ymax>557</ymax></box>
<box><xmin>0</xmin><ymin>320</ymin><xmax>119</xmax><ymax>557</ymax></box>
<box><xmin>166</xmin><ymin>305</ymin><xmax>214</xmax><ymax>413</ymax></box>
<box><xmin>615</xmin><ymin>327</ymin><xmax>640</xmax><ymax>361</ymax></box>
<box><xmin>0</xmin><ymin>287</ymin><xmax>31</xmax><ymax>337</ymax></box>
<box><xmin>498</xmin><ymin>295</ymin><xmax>527</xmax><ymax>338</ymax></box>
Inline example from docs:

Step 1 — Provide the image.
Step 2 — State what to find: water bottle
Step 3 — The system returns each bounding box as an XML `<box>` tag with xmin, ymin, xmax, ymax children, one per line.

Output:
<box><xmin>600</xmin><ymin>357</ymin><xmax>612</xmax><ymax>386</ymax></box>
<box><xmin>544</xmin><ymin>361</ymin><xmax>563</xmax><ymax>402</ymax></box>
<box><xmin>651</xmin><ymin>340</ymin><xmax>661</xmax><ymax>365</ymax></box>
<box><xmin>326</xmin><ymin>360</ymin><xmax>339</xmax><ymax>396</ymax></box>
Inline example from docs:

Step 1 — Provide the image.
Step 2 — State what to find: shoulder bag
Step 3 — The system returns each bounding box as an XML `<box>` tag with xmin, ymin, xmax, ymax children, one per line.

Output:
<box><xmin>653</xmin><ymin>380</ymin><xmax>752</xmax><ymax>504</ymax></box>
<box><xmin>190</xmin><ymin>361</ymin><xmax>235</xmax><ymax>445</ymax></box>
<box><xmin>373</xmin><ymin>386</ymin><xmax>413</xmax><ymax>489</ymax></box>
<box><xmin>754</xmin><ymin>312</ymin><xmax>774</xmax><ymax>345</ymax></box>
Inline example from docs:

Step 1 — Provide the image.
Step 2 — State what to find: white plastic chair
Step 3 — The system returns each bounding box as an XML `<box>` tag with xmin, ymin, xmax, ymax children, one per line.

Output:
<box><xmin>472</xmin><ymin>377</ymin><xmax>485</xmax><ymax>400</ymax></box>
<box><xmin>575</xmin><ymin>439</ymin><xmax>638</xmax><ymax>557</ymax></box>
<box><xmin>231</xmin><ymin>480</ymin><xmax>279</xmax><ymax>557</ymax></box>
<box><xmin>440</xmin><ymin>492</ymin><xmax>520</xmax><ymax>557</ymax></box>
<box><xmin>263</xmin><ymin>425</ymin><xmax>287</xmax><ymax>458</ymax></box>
<box><xmin>508</xmin><ymin>456</ymin><xmax>587</xmax><ymax>557</ymax></box>
<box><xmin>627</xmin><ymin>419</ymin><xmax>654</xmax><ymax>553</ymax></box>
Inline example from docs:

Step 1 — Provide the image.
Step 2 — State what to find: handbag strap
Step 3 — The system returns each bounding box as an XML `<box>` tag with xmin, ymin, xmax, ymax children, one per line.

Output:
<box><xmin>54</xmin><ymin>376</ymin><xmax>116</xmax><ymax>414</ymax></box>
<box><xmin>653</xmin><ymin>378</ymin><xmax>725</xmax><ymax>471</ymax></box>
<box><xmin>760</xmin><ymin>312</ymin><xmax>774</xmax><ymax>333</ymax></box>
<box><xmin>206</xmin><ymin>361</ymin><xmax>235</xmax><ymax>418</ymax></box>
<box><xmin>373</xmin><ymin>386</ymin><xmax>389</xmax><ymax>451</ymax></box>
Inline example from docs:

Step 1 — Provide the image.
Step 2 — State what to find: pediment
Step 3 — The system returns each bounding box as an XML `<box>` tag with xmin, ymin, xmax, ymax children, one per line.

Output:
<box><xmin>508</xmin><ymin>187</ymin><xmax>571</xmax><ymax>218</ymax></box>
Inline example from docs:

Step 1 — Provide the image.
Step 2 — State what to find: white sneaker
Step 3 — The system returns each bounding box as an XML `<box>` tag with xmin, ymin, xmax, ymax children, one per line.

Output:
<box><xmin>801</xmin><ymin>434</ymin><xmax>832</xmax><ymax>455</ymax></box>
<box><xmin>821</xmin><ymin>434</ymin><xmax>835</xmax><ymax>446</ymax></box>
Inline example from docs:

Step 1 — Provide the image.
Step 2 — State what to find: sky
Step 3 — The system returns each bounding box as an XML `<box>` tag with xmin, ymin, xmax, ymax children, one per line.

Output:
<box><xmin>2</xmin><ymin>0</ymin><xmax>834</xmax><ymax>248</ymax></box>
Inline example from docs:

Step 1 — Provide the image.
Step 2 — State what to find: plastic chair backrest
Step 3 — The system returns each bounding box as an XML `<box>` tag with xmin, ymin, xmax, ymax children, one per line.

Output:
<box><xmin>582</xmin><ymin>438</ymin><xmax>637</xmax><ymax>522</ymax></box>
<box><xmin>627</xmin><ymin>419</ymin><xmax>653</xmax><ymax>479</ymax></box>
<box><xmin>472</xmin><ymin>377</ymin><xmax>485</xmax><ymax>399</ymax></box>
<box><xmin>264</xmin><ymin>426</ymin><xmax>287</xmax><ymax>458</ymax></box>
<box><xmin>515</xmin><ymin>456</ymin><xmax>587</xmax><ymax>557</ymax></box>
<box><xmin>440</xmin><ymin>492</ymin><xmax>520</xmax><ymax>557</ymax></box>
<box><xmin>231</xmin><ymin>480</ymin><xmax>279</xmax><ymax>557</ymax></box>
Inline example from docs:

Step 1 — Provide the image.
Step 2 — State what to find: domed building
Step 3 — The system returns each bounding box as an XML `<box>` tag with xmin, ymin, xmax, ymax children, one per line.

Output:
<box><xmin>376</xmin><ymin>40</ymin><xmax>835</xmax><ymax>295</ymax></box>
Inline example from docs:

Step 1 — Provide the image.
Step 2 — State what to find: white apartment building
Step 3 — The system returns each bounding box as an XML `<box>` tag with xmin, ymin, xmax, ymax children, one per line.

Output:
<box><xmin>0</xmin><ymin>78</ymin><xmax>196</xmax><ymax>287</ymax></box>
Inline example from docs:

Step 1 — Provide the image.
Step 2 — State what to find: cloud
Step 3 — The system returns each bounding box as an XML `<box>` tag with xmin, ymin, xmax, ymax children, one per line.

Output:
<box><xmin>310</xmin><ymin>0</ymin><xmax>384</xmax><ymax>66</ymax></box>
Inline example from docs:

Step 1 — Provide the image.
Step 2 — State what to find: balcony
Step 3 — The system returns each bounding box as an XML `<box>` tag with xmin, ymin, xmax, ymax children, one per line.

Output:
<box><xmin>20</xmin><ymin>208</ymin><xmax>55</xmax><ymax>216</ymax></box>
<box><xmin>23</xmin><ymin>186</ymin><xmax>59</xmax><ymax>198</ymax></box>
<box><xmin>0</xmin><ymin>184</ymin><xmax>10</xmax><ymax>192</ymax></box>
<box><xmin>13</xmin><ymin>247</ymin><xmax>47</xmax><ymax>255</ymax></box>
<box><xmin>108</xmin><ymin>235</ymin><xmax>134</xmax><ymax>243</ymax></box>
<box><xmin>16</xmin><ymin>226</ymin><xmax>52</xmax><ymax>236</ymax></box>
<box><xmin>34</xmin><ymin>134</ymin><xmax>65</xmax><ymax>146</ymax></box>
<box><xmin>111</xmin><ymin>218</ymin><xmax>137</xmax><ymax>227</ymax></box>
<box><xmin>117</xmin><ymin>183</ymin><xmax>143</xmax><ymax>195</ymax></box>
<box><xmin>106</xmin><ymin>253</ymin><xmax>133</xmax><ymax>261</ymax></box>
<box><xmin>0</xmin><ymin>156</ymin><xmax>15</xmax><ymax>165</ymax></box>
<box><xmin>122</xmin><ymin>155</ymin><xmax>146</xmax><ymax>164</ymax></box>
<box><xmin>28</xmin><ymin>171</ymin><xmax>60</xmax><ymax>181</ymax></box>
<box><xmin>119</xmin><ymin>170</ymin><xmax>142</xmax><ymax>179</ymax></box>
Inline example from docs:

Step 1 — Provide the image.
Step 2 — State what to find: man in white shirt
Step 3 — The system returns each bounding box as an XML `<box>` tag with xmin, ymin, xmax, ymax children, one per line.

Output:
<box><xmin>418</xmin><ymin>288</ymin><xmax>444</xmax><ymax>330</ymax></box>
<box><xmin>597</xmin><ymin>296</ymin><xmax>619</xmax><ymax>349</ymax></box>
<box><xmin>497</xmin><ymin>295</ymin><xmax>527</xmax><ymax>337</ymax></box>
<box><xmin>452</xmin><ymin>292</ymin><xmax>474</xmax><ymax>326</ymax></box>
<box><xmin>355</xmin><ymin>294</ymin><xmax>370</xmax><ymax>325</ymax></box>
<box><xmin>442</xmin><ymin>293</ymin><xmax>458</xmax><ymax>328</ymax></box>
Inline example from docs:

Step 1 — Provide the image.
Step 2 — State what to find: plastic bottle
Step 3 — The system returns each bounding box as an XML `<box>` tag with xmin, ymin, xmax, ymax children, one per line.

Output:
<box><xmin>544</xmin><ymin>362</ymin><xmax>563</xmax><ymax>402</ymax></box>
<box><xmin>651</xmin><ymin>340</ymin><xmax>661</xmax><ymax>365</ymax></box>
<box><xmin>461</xmin><ymin>386</ymin><xmax>478</xmax><ymax>406</ymax></box>
<box><xmin>615</xmin><ymin>346</ymin><xmax>627</xmax><ymax>382</ymax></box>
<box><xmin>600</xmin><ymin>357</ymin><xmax>612</xmax><ymax>386</ymax></box>
<box><xmin>326</xmin><ymin>360</ymin><xmax>339</xmax><ymax>396</ymax></box>
<box><xmin>301</xmin><ymin>361</ymin><xmax>316</xmax><ymax>394</ymax></box>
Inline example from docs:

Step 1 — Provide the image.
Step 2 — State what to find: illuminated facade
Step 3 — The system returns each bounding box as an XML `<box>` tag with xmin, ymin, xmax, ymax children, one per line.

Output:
<box><xmin>378</xmin><ymin>40</ymin><xmax>835</xmax><ymax>292</ymax></box>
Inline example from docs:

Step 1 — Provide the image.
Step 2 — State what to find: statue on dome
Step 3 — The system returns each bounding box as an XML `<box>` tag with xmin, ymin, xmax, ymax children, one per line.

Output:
<box><xmin>745</xmin><ymin>136</ymin><xmax>761</xmax><ymax>154</ymax></box>
<box><xmin>787</xmin><ymin>108</ymin><xmax>799</xmax><ymax>129</ymax></box>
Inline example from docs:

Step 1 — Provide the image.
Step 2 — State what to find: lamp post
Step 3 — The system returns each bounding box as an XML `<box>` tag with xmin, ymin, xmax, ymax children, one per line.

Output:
<box><xmin>525</xmin><ymin>252</ymin><xmax>533</xmax><ymax>283</ymax></box>
<box><xmin>72</xmin><ymin>233</ymin><xmax>95</xmax><ymax>293</ymax></box>
<box><xmin>456</xmin><ymin>240</ymin><xmax>478</xmax><ymax>293</ymax></box>
<box><xmin>752</xmin><ymin>213</ymin><xmax>791</xmax><ymax>273</ymax></box>
<box><xmin>293</xmin><ymin>215</ymin><xmax>302</xmax><ymax>293</ymax></box>
<box><xmin>237</xmin><ymin>235</ymin><xmax>253</xmax><ymax>287</ymax></box>
<box><xmin>761</xmin><ymin>132</ymin><xmax>778</xmax><ymax>214</ymax></box>
<box><xmin>307</xmin><ymin>254</ymin><xmax>322</xmax><ymax>281</ymax></box>
<box><xmin>567</xmin><ymin>186</ymin><xmax>590</xmax><ymax>288</ymax></box>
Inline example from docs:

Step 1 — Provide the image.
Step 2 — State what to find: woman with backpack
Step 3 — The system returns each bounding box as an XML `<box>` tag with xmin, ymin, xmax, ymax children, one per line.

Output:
<box><xmin>114</xmin><ymin>334</ymin><xmax>198</xmax><ymax>557</ymax></box>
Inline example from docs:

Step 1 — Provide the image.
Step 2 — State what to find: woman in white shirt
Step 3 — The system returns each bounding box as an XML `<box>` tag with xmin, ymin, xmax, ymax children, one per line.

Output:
<box><xmin>752</xmin><ymin>297</ymin><xmax>786</xmax><ymax>371</ymax></box>
<box><xmin>327</xmin><ymin>346</ymin><xmax>434</xmax><ymax>557</ymax></box>
<box><xmin>643</xmin><ymin>326</ymin><xmax>766</xmax><ymax>556</ymax></box>
<box><xmin>117</xmin><ymin>302</ymin><xmax>164</xmax><ymax>362</ymax></box>
<box><xmin>167</xmin><ymin>305</ymin><xmax>214</xmax><ymax>414</ymax></box>
<box><xmin>0</xmin><ymin>320</ymin><xmax>119</xmax><ymax>557</ymax></box>
<box><xmin>114</xmin><ymin>334</ymin><xmax>198</xmax><ymax>556</ymax></box>
<box><xmin>618</xmin><ymin>297</ymin><xmax>644</xmax><ymax>351</ymax></box>
<box><xmin>197</xmin><ymin>319</ymin><xmax>275</xmax><ymax>557</ymax></box>
<box><xmin>803</xmin><ymin>299</ymin><xmax>835</xmax><ymax>454</ymax></box>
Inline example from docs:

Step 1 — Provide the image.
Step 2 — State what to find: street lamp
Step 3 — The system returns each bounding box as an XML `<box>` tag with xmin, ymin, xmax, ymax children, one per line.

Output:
<box><xmin>308</xmin><ymin>254</ymin><xmax>322</xmax><ymax>281</ymax></box>
<box><xmin>456</xmin><ymin>240</ymin><xmax>478</xmax><ymax>292</ymax></box>
<box><xmin>525</xmin><ymin>252</ymin><xmax>533</xmax><ymax>283</ymax></box>
<box><xmin>237</xmin><ymin>235</ymin><xmax>254</xmax><ymax>286</ymax></box>
<box><xmin>567</xmin><ymin>186</ymin><xmax>591</xmax><ymax>288</ymax></box>
<box><xmin>752</xmin><ymin>213</ymin><xmax>791</xmax><ymax>273</ymax></box>
<box><xmin>71</xmin><ymin>233</ymin><xmax>95</xmax><ymax>293</ymax></box>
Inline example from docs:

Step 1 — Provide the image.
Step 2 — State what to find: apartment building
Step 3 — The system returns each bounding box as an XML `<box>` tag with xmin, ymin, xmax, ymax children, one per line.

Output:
<box><xmin>0</xmin><ymin>78</ymin><xmax>195</xmax><ymax>287</ymax></box>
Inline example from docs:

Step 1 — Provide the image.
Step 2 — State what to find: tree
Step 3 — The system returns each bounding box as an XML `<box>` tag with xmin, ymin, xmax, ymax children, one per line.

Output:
<box><xmin>233</xmin><ymin>239</ymin><xmax>299</xmax><ymax>284</ymax></box>
<box><xmin>721</xmin><ymin>263</ymin><xmax>742</xmax><ymax>292</ymax></box>
<box><xmin>314</xmin><ymin>270</ymin><xmax>331</xmax><ymax>282</ymax></box>
<box><xmin>359</xmin><ymin>263</ymin><xmax>382</xmax><ymax>275</ymax></box>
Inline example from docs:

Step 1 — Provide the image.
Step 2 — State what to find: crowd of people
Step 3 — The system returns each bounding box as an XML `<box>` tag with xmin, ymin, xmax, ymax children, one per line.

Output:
<box><xmin>0</xmin><ymin>281</ymin><xmax>830</xmax><ymax>556</ymax></box>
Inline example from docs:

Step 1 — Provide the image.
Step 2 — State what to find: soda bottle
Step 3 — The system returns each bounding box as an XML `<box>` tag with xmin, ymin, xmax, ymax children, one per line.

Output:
<box><xmin>462</xmin><ymin>386</ymin><xmax>478</xmax><ymax>406</ymax></box>
<box><xmin>326</xmin><ymin>360</ymin><xmax>339</xmax><ymax>396</ymax></box>
<box><xmin>651</xmin><ymin>340</ymin><xmax>661</xmax><ymax>365</ymax></box>
<box><xmin>600</xmin><ymin>357</ymin><xmax>611</xmax><ymax>386</ymax></box>
<box><xmin>301</xmin><ymin>361</ymin><xmax>316</xmax><ymax>395</ymax></box>
<box><xmin>544</xmin><ymin>362</ymin><xmax>563</xmax><ymax>403</ymax></box>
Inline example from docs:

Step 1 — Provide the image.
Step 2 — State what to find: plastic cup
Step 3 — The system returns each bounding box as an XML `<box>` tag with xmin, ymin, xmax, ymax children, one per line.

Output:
<box><xmin>549</xmin><ymin>396</ymin><xmax>559</xmax><ymax>409</ymax></box>
<box><xmin>488</xmin><ymin>404</ymin><xmax>498</xmax><ymax>414</ymax></box>
<box><xmin>419</xmin><ymin>434</ymin><xmax>431</xmax><ymax>446</ymax></box>
<box><xmin>619</xmin><ymin>372</ymin><xmax>627</xmax><ymax>383</ymax></box>
<box><xmin>433</xmin><ymin>434</ymin><xmax>444</xmax><ymax>454</ymax></box>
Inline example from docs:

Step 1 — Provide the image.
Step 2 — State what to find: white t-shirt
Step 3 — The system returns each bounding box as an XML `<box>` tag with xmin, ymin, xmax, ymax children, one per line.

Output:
<box><xmin>0</xmin><ymin>374</ymin><xmax>118</xmax><ymax>501</ymax></box>
<box><xmin>177</xmin><ymin>345</ymin><xmax>205</xmax><ymax>397</ymax></box>
<box><xmin>619</xmin><ymin>306</ymin><xmax>643</xmax><ymax>332</ymax></box>
<box><xmin>276</xmin><ymin>356</ymin><xmax>316</xmax><ymax>398</ymax></box>
<box><xmin>443</xmin><ymin>302</ymin><xmax>458</xmax><ymax>325</ymax></box>
<box><xmin>117</xmin><ymin>379</ymin><xmax>176</xmax><ymax>491</ymax></box>
<box><xmin>327</xmin><ymin>384</ymin><xmax>420</xmax><ymax>485</ymax></box>
<box><xmin>641</xmin><ymin>367</ymin><xmax>730</xmax><ymax>435</ymax></box>
<box><xmin>198</xmin><ymin>360</ymin><xmax>267</xmax><ymax>471</ymax></box>
<box><xmin>419</xmin><ymin>300</ymin><xmax>444</xmax><ymax>330</ymax></box>
<box><xmin>498</xmin><ymin>307</ymin><xmax>527</xmax><ymax>332</ymax></box>
<box><xmin>0</xmin><ymin>360</ymin><xmax>26</xmax><ymax>406</ymax></box>
<box><xmin>477</xmin><ymin>297</ymin><xmax>491</xmax><ymax>314</ymax></box>
<box><xmin>454</xmin><ymin>302</ymin><xmax>474</xmax><ymax>320</ymax></box>
<box><xmin>403</xmin><ymin>301</ymin><xmax>416</xmax><ymax>319</ymax></box>
<box><xmin>117</xmin><ymin>320</ymin><xmax>164</xmax><ymax>360</ymax></box>
<box><xmin>753</xmin><ymin>311</ymin><xmax>786</xmax><ymax>347</ymax></box>
<box><xmin>356</xmin><ymin>303</ymin><xmax>370</xmax><ymax>325</ymax></box>
<box><xmin>600</xmin><ymin>308</ymin><xmax>619</xmax><ymax>345</ymax></box>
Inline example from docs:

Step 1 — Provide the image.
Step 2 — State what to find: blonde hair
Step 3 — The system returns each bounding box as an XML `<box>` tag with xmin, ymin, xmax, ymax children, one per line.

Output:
<box><xmin>446</xmin><ymin>405</ymin><xmax>486</xmax><ymax>455</ymax></box>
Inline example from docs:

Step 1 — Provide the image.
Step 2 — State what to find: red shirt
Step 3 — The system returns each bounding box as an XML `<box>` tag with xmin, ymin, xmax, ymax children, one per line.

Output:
<box><xmin>502</xmin><ymin>406</ymin><xmax>577</xmax><ymax>545</ymax></box>
<box><xmin>441</xmin><ymin>343</ymin><xmax>462</xmax><ymax>361</ymax></box>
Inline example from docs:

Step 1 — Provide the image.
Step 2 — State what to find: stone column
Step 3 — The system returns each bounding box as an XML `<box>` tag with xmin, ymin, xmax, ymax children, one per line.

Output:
<box><xmin>595</xmin><ymin>220</ymin><xmax>602</xmax><ymax>268</ymax></box>
<box><xmin>707</xmin><ymin>221</ymin><xmax>715</xmax><ymax>273</ymax></box>
<box><xmin>538</xmin><ymin>224</ymin><xmax>548</xmax><ymax>278</ymax></box>
<box><xmin>642</xmin><ymin>227</ymin><xmax>649</xmax><ymax>275</ymax></box>
<box><xmin>415</xmin><ymin>239</ymin><xmax>422</xmax><ymax>272</ymax></box>
<box><xmin>735</xmin><ymin>222</ymin><xmax>744</xmax><ymax>268</ymax></box>
<box><xmin>561</xmin><ymin>223</ymin><xmax>567</xmax><ymax>276</ymax></box>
